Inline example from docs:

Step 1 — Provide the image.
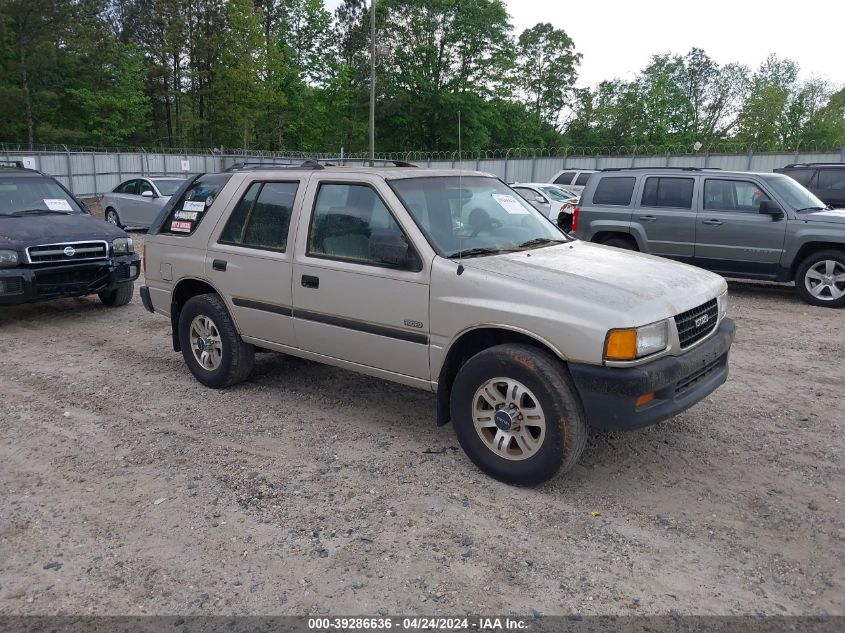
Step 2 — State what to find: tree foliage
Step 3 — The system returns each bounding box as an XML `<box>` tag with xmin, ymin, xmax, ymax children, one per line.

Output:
<box><xmin>0</xmin><ymin>1</ymin><xmax>841</xmax><ymax>152</ymax></box>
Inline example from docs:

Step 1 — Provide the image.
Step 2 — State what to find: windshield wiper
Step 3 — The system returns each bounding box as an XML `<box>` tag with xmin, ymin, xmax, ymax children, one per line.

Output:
<box><xmin>447</xmin><ymin>246</ymin><xmax>510</xmax><ymax>259</ymax></box>
<box><xmin>10</xmin><ymin>209</ymin><xmax>71</xmax><ymax>216</ymax></box>
<box><xmin>517</xmin><ymin>237</ymin><xmax>567</xmax><ymax>249</ymax></box>
<box><xmin>795</xmin><ymin>206</ymin><xmax>827</xmax><ymax>213</ymax></box>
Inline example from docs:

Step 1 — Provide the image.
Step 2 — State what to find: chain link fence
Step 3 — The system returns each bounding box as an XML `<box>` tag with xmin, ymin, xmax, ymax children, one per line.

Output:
<box><xmin>3</xmin><ymin>143</ymin><xmax>844</xmax><ymax>196</ymax></box>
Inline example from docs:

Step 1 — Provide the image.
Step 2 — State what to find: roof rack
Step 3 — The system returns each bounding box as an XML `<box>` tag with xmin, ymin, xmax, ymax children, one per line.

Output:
<box><xmin>223</xmin><ymin>157</ymin><xmax>419</xmax><ymax>172</ymax></box>
<box><xmin>600</xmin><ymin>166</ymin><xmax>722</xmax><ymax>172</ymax></box>
<box><xmin>781</xmin><ymin>163</ymin><xmax>845</xmax><ymax>168</ymax></box>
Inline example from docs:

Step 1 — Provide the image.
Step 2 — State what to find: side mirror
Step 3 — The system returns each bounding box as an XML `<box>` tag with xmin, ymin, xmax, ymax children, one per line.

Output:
<box><xmin>534</xmin><ymin>196</ymin><xmax>548</xmax><ymax>205</ymax></box>
<box><xmin>369</xmin><ymin>230</ymin><xmax>417</xmax><ymax>269</ymax></box>
<box><xmin>759</xmin><ymin>199</ymin><xmax>783</xmax><ymax>219</ymax></box>
<box><xmin>141</xmin><ymin>190</ymin><xmax>155</xmax><ymax>198</ymax></box>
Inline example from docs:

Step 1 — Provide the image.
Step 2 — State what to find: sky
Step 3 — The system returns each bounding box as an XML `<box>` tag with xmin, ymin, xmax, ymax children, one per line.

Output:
<box><xmin>323</xmin><ymin>0</ymin><xmax>843</xmax><ymax>87</ymax></box>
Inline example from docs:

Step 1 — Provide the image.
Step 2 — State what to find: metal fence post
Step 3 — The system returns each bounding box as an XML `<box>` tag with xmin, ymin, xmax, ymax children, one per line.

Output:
<box><xmin>64</xmin><ymin>145</ymin><xmax>74</xmax><ymax>194</ymax></box>
<box><xmin>504</xmin><ymin>155</ymin><xmax>509</xmax><ymax>182</ymax></box>
<box><xmin>747</xmin><ymin>147</ymin><xmax>754</xmax><ymax>171</ymax></box>
<box><xmin>91</xmin><ymin>153</ymin><xmax>98</xmax><ymax>195</ymax></box>
<box><xmin>140</xmin><ymin>148</ymin><xmax>147</xmax><ymax>176</ymax></box>
<box><xmin>530</xmin><ymin>152</ymin><xmax>537</xmax><ymax>182</ymax></box>
<box><xmin>117</xmin><ymin>153</ymin><xmax>123</xmax><ymax>184</ymax></box>
<box><xmin>840</xmin><ymin>147</ymin><xmax>845</xmax><ymax>163</ymax></box>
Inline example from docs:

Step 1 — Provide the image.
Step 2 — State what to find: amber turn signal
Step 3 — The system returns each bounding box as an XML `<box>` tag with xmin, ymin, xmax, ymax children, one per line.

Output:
<box><xmin>604</xmin><ymin>328</ymin><xmax>638</xmax><ymax>361</ymax></box>
<box><xmin>635</xmin><ymin>393</ymin><xmax>655</xmax><ymax>407</ymax></box>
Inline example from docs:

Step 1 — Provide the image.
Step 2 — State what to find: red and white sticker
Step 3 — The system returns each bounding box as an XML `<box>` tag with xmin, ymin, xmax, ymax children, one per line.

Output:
<box><xmin>170</xmin><ymin>220</ymin><xmax>193</xmax><ymax>233</ymax></box>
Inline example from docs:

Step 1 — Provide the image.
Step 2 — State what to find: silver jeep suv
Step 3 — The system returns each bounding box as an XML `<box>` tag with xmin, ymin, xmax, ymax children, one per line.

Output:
<box><xmin>141</xmin><ymin>162</ymin><xmax>734</xmax><ymax>484</ymax></box>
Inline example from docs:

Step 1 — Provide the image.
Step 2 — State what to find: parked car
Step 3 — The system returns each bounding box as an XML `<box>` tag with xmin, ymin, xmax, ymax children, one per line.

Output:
<box><xmin>101</xmin><ymin>177</ymin><xmax>186</xmax><ymax>229</ymax></box>
<box><xmin>549</xmin><ymin>169</ymin><xmax>596</xmax><ymax>194</ymax></box>
<box><xmin>573</xmin><ymin>167</ymin><xmax>845</xmax><ymax>308</ymax></box>
<box><xmin>0</xmin><ymin>162</ymin><xmax>140</xmax><ymax>306</ymax></box>
<box><xmin>511</xmin><ymin>182</ymin><xmax>579</xmax><ymax>229</ymax></box>
<box><xmin>774</xmin><ymin>163</ymin><xmax>845</xmax><ymax>208</ymax></box>
<box><xmin>141</xmin><ymin>163</ymin><xmax>733</xmax><ymax>484</ymax></box>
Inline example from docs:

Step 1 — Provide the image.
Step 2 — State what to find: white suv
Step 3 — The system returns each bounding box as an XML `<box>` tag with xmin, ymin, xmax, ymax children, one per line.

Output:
<box><xmin>550</xmin><ymin>169</ymin><xmax>597</xmax><ymax>194</ymax></box>
<box><xmin>141</xmin><ymin>163</ymin><xmax>734</xmax><ymax>484</ymax></box>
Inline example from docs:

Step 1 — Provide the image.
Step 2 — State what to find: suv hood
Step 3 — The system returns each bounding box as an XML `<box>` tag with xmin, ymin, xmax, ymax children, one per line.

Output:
<box><xmin>461</xmin><ymin>241</ymin><xmax>725</xmax><ymax>321</ymax></box>
<box><xmin>803</xmin><ymin>209</ymin><xmax>845</xmax><ymax>224</ymax></box>
<box><xmin>0</xmin><ymin>213</ymin><xmax>126</xmax><ymax>250</ymax></box>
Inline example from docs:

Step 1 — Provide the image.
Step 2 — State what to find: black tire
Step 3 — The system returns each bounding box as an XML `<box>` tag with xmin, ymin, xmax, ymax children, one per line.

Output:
<box><xmin>178</xmin><ymin>293</ymin><xmax>254</xmax><ymax>388</ymax></box>
<box><xmin>602</xmin><ymin>235</ymin><xmax>637</xmax><ymax>251</ymax></box>
<box><xmin>105</xmin><ymin>207</ymin><xmax>123</xmax><ymax>229</ymax></box>
<box><xmin>450</xmin><ymin>343</ymin><xmax>588</xmax><ymax>485</ymax></box>
<box><xmin>795</xmin><ymin>250</ymin><xmax>845</xmax><ymax>308</ymax></box>
<box><xmin>98</xmin><ymin>282</ymin><xmax>133</xmax><ymax>307</ymax></box>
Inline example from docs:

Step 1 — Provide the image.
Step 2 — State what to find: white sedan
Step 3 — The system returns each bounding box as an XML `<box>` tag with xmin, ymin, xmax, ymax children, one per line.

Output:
<box><xmin>101</xmin><ymin>177</ymin><xmax>186</xmax><ymax>229</ymax></box>
<box><xmin>511</xmin><ymin>182</ymin><xmax>579</xmax><ymax>230</ymax></box>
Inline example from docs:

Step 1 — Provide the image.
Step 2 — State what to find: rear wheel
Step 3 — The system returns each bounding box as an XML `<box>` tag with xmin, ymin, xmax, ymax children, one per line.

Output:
<box><xmin>178</xmin><ymin>293</ymin><xmax>254</xmax><ymax>388</ymax></box>
<box><xmin>795</xmin><ymin>250</ymin><xmax>845</xmax><ymax>308</ymax></box>
<box><xmin>602</xmin><ymin>235</ymin><xmax>637</xmax><ymax>251</ymax></box>
<box><xmin>450</xmin><ymin>344</ymin><xmax>587</xmax><ymax>485</ymax></box>
<box><xmin>105</xmin><ymin>207</ymin><xmax>123</xmax><ymax>228</ymax></box>
<box><xmin>98</xmin><ymin>282</ymin><xmax>133</xmax><ymax>307</ymax></box>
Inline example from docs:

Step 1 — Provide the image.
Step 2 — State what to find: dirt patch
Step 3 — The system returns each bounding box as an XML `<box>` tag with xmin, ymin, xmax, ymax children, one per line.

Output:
<box><xmin>0</xmin><ymin>268</ymin><xmax>843</xmax><ymax>616</ymax></box>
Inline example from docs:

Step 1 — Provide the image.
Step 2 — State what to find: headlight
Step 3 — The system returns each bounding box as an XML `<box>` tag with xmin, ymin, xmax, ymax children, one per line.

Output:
<box><xmin>112</xmin><ymin>238</ymin><xmax>134</xmax><ymax>254</ymax></box>
<box><xmin>604</xmin><ymin>320</ymin><xmax>669</xmax><ymax>361</ymax></box>
<box><xmin>0</xmin><ymin>250</ymin><xmax>19</xmax><ymax>268</ymax></box>
<box><xmin>717</xmin><ymin>291</ymin><xmax>729</xmax><ymax>318</ymax></box>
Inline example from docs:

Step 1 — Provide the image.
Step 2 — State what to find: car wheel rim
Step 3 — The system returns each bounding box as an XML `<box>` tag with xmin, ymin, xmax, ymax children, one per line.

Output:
<box><xmin>472</xmin><ymin>377</ymin><xmax>546</xmax><ymax>461</ymax></box>
<box><xmin>805</xmin><ymin>260</ymin><xmax>845</xmax><ymax>301</ymax></box>
<box><xmin>106</xmin><ymin>211</ymin><xmax>117</xmax><ymax>225</ymax></box>
<box><xmin>190</xmin><ymin>315</ymin><xmax>223</xmax><ymax>371</ymax></box>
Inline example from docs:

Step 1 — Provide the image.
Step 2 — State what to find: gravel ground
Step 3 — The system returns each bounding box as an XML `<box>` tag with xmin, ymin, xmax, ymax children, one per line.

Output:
<box><xmin>1</xmin><ymin>228</ymin><xmax>843</xmax><ymax>617</ymax></box>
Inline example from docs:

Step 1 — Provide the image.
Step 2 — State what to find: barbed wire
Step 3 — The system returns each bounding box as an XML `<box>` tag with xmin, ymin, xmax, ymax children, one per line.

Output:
<box><xmin>1</xmin><ymin>140</ymin><xmax>843</xmax><ymax>159</ymax></box>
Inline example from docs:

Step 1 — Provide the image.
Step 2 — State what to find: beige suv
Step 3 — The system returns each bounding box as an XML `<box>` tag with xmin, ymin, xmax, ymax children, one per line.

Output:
<box><xmin>141</xmin><ymin>163</ymin><xmax>735</xmax><ymax>484</ymax></box>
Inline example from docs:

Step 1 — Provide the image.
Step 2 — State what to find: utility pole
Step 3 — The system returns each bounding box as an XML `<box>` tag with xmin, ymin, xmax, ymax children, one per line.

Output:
<box><xmin>369</xmin><ymin>0</ymin><xmax>376</xmax><ymax>165</ymax></box>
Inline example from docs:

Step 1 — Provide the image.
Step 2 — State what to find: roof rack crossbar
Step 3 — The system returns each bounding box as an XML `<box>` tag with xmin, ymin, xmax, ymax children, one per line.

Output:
<box><xmin>600</xmin><ymin>166</ymin><xmax>722</xmax><ymax>172</ymax></box>
<box><xmin>782</xmin><ymin>163</ymin><xmax>845</xmax><ymax>168</ymax></box>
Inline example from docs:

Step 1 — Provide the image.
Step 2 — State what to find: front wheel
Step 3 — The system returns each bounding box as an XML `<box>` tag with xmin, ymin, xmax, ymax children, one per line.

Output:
<box><xmin>98</xmin><ymin>283</ymin><xmax>133</xmax><ymax>307</ymax></box>
<box><xmin>795</xmin><ymin>250</ymin><xmax>845</xmax><ymax>308</ymax></box>
<box><xmin>105</xmin><ymin>207</ymin><xmax>123</xmax><ymax>229</ymax></box>
<box><xmin>450</xmin><ymin>344</ymin><xmax>588</xmax><ymax>485</ymax></box>
<box><xmin>178</xmin><ymin>293</ymin><xmax>255</xmax><ymax>388</ymax></box>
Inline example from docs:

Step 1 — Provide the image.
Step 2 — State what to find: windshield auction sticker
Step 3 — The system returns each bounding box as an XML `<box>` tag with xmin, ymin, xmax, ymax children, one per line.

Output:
<box><xmin>173</xmin><ymin>210</ymin><xmax>199</xmax><ymax>221</ymax></box>
<box><xmin>491</xmin><ymin>194</ymin><xmax>530</xmax><ymax>214</ymax></box>
<box><xmin>44</xmin><ymin>198</ymin><xmax>73</xmax><ymax>211</ymax></box>
<box><xmin>183</xmin><ymin>200</ymin><xmax>205</xmax><ymax>212</ymax></box>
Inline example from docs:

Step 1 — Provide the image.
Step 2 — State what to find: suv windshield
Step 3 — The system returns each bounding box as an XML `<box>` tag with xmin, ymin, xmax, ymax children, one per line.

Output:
<box><xmin>390</xmin><ymin>176</ymin><xmax>567</xmax><ymax>257</ymax></box>
<box><xmin>0</xmin><ymin>176</ymin><xmax>85</xmax><ymax>216</ymax></box>
<box><xmin>762</xmin><ymin>174</ymin><xmax>827</xmax><ymax>211</ymax></box>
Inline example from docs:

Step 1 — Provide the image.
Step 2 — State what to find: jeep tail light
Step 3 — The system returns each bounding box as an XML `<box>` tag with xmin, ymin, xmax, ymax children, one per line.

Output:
<box><xmin>571</xmin><ymin>205</ymin><xmax>580</xmax><ymax>233</ymax></box>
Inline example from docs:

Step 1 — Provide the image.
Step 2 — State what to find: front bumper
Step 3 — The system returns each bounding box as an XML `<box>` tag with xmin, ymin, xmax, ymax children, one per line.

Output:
<box><xmin>569</xmin><ymin>318</ymin><xmax>735</xmax><ymax>431</ymax></box>
<box><xmin>0</xmin><ymin>255</ymin><xmax>141</xmax><ymax>305</ymax></box>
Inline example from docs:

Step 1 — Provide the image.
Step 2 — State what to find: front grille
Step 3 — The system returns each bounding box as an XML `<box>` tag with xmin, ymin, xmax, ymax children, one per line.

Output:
<box><xmin>27</xmin><ymin>241</ymin><xmax>108</xmax><ymax>264</ymax></box>
<box><xmin>674</xmin><ymin>299</ymin><xmax>718</xmax><ymax>348</ymax></box>
<box><xmin>35</xmin><ymin>267</ymin><xmax>108</xmax><ymax>296</ymax></box>
<box><xmin>0</xmin><ymin>276</ymin><xmax>24</xmax><ymax>295</ymax></box>
<box><xmin>675</xmin><ymin>358</ymin><xmax>721</xmax><ymax>395</ymax></box>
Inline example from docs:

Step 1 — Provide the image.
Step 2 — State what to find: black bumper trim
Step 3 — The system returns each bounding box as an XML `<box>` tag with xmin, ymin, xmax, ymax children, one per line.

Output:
<box><xmin>0</xmin><ymin>255</ymin><xmax>141</xmax><ymax>306</ymax></box>
<box><xmin>140</xmin><ymin>286</ymin><xmax>155</xmax><ymax>313</ymax></box>
<box><xmin>569</xmin><ymin>318</ymin><xmax>736</xmax><ymax>431</ymax></box>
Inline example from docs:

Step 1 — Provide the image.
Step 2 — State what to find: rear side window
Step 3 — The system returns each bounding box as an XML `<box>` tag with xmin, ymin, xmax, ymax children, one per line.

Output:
<box><xmin>592</xmin><ymin>177</ymin><xmax>636</xmax><ymax>206</ymax></box>
<box><xmin>574</xmin><ymin>172</ymin><xmax>593</xmax><ymax>186</ymax></box>
<box><xmin>115</xmin><ymin>180</ymin><xmax>137</xmax><ymax>194</ymax></box>
<box><xmin>162</xmin><ymin>173</ymin><xmax>232</xmax><ymax>235</ymax></box>
<box><xmin>782</xmin><ymin>168</ymin><xmax>816</xmax><ymax>187</ymax></box>
<box><xmin>554</xmin><ymin>171</ymin><xmax>576</xmax><ymax>185</ymax></box>
<box><xmin>641</xmin><ymin>177</ymin><xmax>694</xmax><ymax>209</ymax></box>
<box><xmin>219</xmin><ymin>181</ymin><xmax>298</xmax><ymax>252</ymax></box>
<box><xmin>818</xmin><ymin>169</ymin><xmax>845</xmax><ymax>190</ymax></box>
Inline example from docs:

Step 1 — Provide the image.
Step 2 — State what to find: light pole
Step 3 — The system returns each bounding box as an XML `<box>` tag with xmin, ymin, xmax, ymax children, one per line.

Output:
<box><xmin>369</xmin><ymin>0</ymin><xmax>376</xmax><ymax>165</ymax></box>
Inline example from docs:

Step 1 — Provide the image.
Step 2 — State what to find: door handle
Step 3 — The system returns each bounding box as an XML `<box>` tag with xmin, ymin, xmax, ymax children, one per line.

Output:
<box><xmin>639</xmin><ymin>215</ymin><xmax>657</xmax><ymax>222</ymax></box>
<box><xmin>212</xmin><ymin>259</ymin><xmax>227</xmax><ymax>271</ymax></box>
<box><xmin>702</xmin><ymin>219</ymin><xmax>723</xmax><ymax>226</ymax></box>
<box><xmin>301</xmin><ymin>275</ymin><xmax>320</xmax><ymax>289</ymax></box>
